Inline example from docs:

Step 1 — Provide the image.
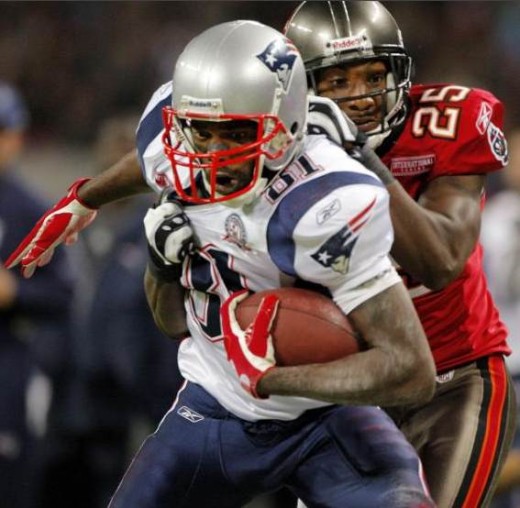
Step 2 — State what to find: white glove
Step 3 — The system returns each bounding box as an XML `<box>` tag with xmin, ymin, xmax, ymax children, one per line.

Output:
<box><xmin>307</xmin><ymin>95</ymin><xmax>359</xmax><ymax>146</ymax></box>
<box><xmin>144</xmin><ymin>195</ymin><xmax>195</xmax><ymax>281</ymax></box>
<box><xmin>307</xmin><ymin>96</ymin><xmax>395</xmax><ymax>185</ymax></box>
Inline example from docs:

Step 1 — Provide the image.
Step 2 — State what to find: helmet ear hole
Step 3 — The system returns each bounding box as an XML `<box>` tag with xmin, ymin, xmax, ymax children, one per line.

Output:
<box><xmin>290</xmin><ymin>122</ymin><xmax>299</xmax><ymax>135</ymax></box>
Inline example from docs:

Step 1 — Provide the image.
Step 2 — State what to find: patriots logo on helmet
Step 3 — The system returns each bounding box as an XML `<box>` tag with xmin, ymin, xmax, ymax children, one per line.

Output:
<box><xmin>256</xmin><ymin>38</ymin><xmax>299</xmax><ymax>91</ymax></box>
<box><xmin>311</xmin><ymin>198</ymin><xmax>376</xmax><ymax>274</ymax></box>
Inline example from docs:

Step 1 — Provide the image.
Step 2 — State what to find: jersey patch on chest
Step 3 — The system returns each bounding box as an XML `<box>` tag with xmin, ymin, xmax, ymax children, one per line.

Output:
<box><xmin>389</xmin><ymin>154</ymin><xmax>435</xmax><ymax>176</ymax></box>
<box><xmin>223</xmin><ymin>213</ymin><xmax>250</xmax><ymax>250</ymax></box>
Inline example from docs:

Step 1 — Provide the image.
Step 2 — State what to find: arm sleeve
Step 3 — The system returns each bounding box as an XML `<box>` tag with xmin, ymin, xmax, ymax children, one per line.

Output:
<box><xmin>136</xmin><ymin>81</ymin><xmax>175</xmax><ymax>194</ymax></box>
<box><xmin>267</xmin><ymin>171</ymin><xmax>401</xmax><ymax>315</ymax></box>
<box><xmin>428</xmin><ymin>87</ymin><xmax>508</xmax><ymax>176</ymax></box>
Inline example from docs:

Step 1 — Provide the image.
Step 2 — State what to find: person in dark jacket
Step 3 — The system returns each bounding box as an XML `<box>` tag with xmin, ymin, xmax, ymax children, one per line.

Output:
<box><xmin>0</xmin><ymin>81</ymin><xmax>75</xmax><ymax>508</ymax></box>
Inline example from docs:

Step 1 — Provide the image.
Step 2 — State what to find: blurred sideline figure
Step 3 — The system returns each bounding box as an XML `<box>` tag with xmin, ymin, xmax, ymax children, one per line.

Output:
<box><xmin>482</xmin><ymin>129</ymin><xmax>520</xmax><ymax>508</ymax></box>
<box><xmin>36</xmin><ymin>113</ymin><xmax>183</xmax><ymax>508</ymax></box>
<box><xmin>0</xmin><ymin>81</ymin><xmax>75</xmax><ymax>508</ymax></box>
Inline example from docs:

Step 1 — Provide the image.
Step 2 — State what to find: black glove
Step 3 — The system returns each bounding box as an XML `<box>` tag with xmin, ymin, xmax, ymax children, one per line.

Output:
<box><xmin>144</xmin><ymin>192</ymin><xmax>195</xmax><ymax>281</ymax></box>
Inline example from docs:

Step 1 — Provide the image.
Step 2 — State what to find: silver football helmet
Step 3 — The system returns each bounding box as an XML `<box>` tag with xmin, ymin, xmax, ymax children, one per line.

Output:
<box><xmin>285</xmin><ymin>1</ymin><xmax>412</xmax><ymax>139</ymax></box>
<box><xmin>162</xmin><ymin>20</ymin><xmax>308</xmax><ymax>204</ymax></box>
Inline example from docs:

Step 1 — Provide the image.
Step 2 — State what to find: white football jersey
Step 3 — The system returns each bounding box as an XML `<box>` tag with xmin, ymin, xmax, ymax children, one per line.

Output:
<box><xmin>137</xmin><ymin>83</ymin><xmax>401</xmax><ymax>421</ymax></box>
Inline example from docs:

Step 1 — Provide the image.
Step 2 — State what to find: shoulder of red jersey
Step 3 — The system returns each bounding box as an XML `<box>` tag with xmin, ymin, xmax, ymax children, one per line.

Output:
<box><xmin>396</xmin><ymin>83</ymin><xmax>509</xmax><ymax>176</ymax></box>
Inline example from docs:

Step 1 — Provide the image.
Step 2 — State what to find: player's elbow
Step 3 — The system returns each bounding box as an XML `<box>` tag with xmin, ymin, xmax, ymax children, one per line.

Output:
<box><xmin>153</xmin><ymin>315</ymin><xmax>188</xmax><ymax>341</ymax></box>
<box><xmin>419</xmin><ymin>258</ymin><xmax>465</xmax><ymax>291</ymax></box>
<box><xmin>393</xmin><ymin>349</ymin><xmax>436</xmax><ymax>405</ymax></box>
<box><xmin>410</xmin><ymin>369</ymin><xmax>436</xmax><ymax>404</ymax></box>
<box><xmin>406</xmin><ymin>354</ymin><xmax>436</xmax><ymax>403</ymax></box>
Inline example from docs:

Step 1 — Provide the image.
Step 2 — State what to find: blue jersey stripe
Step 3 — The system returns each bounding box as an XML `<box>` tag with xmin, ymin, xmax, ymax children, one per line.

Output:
<box><xmin>136</xmin><ymin>93</ymin><xmax>172</xmax><ymax>170</ymax></box>
<box><xmin>267</xmin><ymin>171</ymin><xmax>382</xmax><ymax>276</ymax></box>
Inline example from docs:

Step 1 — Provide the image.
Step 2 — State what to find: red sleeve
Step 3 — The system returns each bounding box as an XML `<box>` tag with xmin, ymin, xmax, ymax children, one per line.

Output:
<box><xmin>406</xmin><ymin>84</ymin><xmax>509</xmax><ymax>177</ymax></box>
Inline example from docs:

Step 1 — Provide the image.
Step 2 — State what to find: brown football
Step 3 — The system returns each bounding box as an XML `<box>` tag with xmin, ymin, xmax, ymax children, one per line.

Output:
<box><xmin>235</xmin><ymin>287</ymin><xmax>361</xmax><ymax>366</ymax></box>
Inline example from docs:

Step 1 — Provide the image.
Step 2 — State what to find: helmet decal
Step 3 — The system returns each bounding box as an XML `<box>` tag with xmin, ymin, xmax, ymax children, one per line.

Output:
<box><xmin>256</xmin><ymin>39</ymin><xmax>299</xmax><ymax>91</ymax></box>
<box><xmin>326</xmin><ymin>34</ymin><xmax>373</xmax><ymax>56</ymax></box>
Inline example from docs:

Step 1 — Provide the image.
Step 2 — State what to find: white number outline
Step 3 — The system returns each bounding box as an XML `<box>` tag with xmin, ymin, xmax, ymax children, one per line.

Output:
<box><xmin>412</xmin><ymin>85</ymin><xmax>471</xmax><ymax>140</ymax></box>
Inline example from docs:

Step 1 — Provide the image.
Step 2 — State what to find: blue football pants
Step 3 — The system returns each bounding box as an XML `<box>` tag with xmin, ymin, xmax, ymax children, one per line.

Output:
<box><xmin>108</xmin><ymin>382</ymin><xmax>434</xmax><ymax>508</ymax></box>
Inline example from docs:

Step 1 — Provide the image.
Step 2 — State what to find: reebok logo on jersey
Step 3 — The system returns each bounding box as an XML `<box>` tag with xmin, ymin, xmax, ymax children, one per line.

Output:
<box><xmin>177</xmin><ymin>406</ymin><xmax>204</xmax><ymax>423</ymax></box>
<box><xmin>435</xmin><ymin>371</ymin><xmax>454</xmax><ymax>384</ymax></box>
<box><xmin>316</xmin><ymin>199</ymin><xmax>341</xmax><ymax>225</ymax></box>
<box><xmin>476</xmin><ymin>102</ymin><xmax>492</xmax><ymax>135</ymax></box>
<box><xmin>390</xmin><ymin>155</ymin><xmax>435</xmax><ymax>176</ymax></box>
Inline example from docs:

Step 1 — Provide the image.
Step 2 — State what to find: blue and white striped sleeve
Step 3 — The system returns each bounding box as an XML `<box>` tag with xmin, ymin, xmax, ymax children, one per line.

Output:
<box><xmin>136</xmin><ymin>81</ymin><xmax>173</xmax><ymax>194</ymax></box>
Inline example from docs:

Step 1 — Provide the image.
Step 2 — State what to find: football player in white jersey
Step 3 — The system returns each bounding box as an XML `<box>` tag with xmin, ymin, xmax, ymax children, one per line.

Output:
<box><xmin>112</xmin><ymin>21</ymin><xmax>435</xmax><ymax>508</ymax></box>
<box><xmin>7</xmin><ymin>20</ymin><xmax>436</xmax><ymax>507</ymax></box>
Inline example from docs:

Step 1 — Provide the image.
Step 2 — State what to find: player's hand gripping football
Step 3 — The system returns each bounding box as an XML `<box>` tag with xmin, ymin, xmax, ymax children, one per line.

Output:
<box><xmin>144</xmin><ymin>192</ymin><xmax>195</xmax><ymax>281</ymax></box>
<box><xmin>307</xmin><ymin>96</ymin><xmax>394</xmax><ymax>185</ymax></box>
<box><xmin>221</xmin><ymin>290</ymin><xmax>280</xmax><ymax>399</ymax></box>
<box><xmin>5</xmin><ymin>178</ymin><xmax>97</xmax><ymax>278</ymax></box>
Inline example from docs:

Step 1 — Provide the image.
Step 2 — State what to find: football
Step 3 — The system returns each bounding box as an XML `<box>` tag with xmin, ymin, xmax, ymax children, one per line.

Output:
<box><xmin>235</xmin><ymin>287</ymin><xmax>361</xmax><ymax>366</ymax></box>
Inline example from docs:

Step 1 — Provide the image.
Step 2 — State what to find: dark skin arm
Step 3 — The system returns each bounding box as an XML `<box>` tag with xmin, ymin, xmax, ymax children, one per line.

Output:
<box><xmin>257</xmin><ymin>281</ymin><xmax>436</xmax><ymax>406</ymax></box>
<box><xmin>144</xmin><ymin>266</ymin><xmax>187</xmax><ymax>339</ymax></box>
<box><xmin>386</xmin><ymin>174</ymin><xmax>484</xmax><ymax>290</ymax></box>
<box><xmin>77</xmin><ymin>150</ymin><xmax>151</xmax><ymax>208</ymax></box>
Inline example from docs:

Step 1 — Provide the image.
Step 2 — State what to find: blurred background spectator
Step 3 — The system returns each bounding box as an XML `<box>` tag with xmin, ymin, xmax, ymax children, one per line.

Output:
<box><xmin>35</xmin><ymin>113</ymin><xmax>183</xmax><ymax>508</ymax></box>
<box><xmin>0</xmin><ymin>80</ymin><xmax>75</xmax><ymax>508</ymax></box>
<box><xmin>0</xmin><ymin>1</ymin><xmax>516</xmax><ymax>199</ymax></box>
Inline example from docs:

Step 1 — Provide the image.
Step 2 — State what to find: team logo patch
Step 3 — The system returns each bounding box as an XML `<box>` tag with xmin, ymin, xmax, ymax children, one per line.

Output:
<box><xmin>177</xmin><ymin>405</ymin><xmax>204</xmax><ymax>423</ymax></box>
<box><xmin>476</xmin><ymin>102</ymin><xmax>508</xmax><ymax>165</ymax></box>
<box><xmin>223</xmin><ymin>213</ymin><xmax>249</xmax><ymax>250</ymax></box>
<box><xmin>256</xmin><ymin>38</ymin><xmax>299</xmax><ymax>90</ymax></box>
<box><xmin>311</xmin><ymin>198</ymin><xmax>376</xmax><ymax>274</ymax></box>
<box><xmin>389</xmin><ymin>155</ymin><xmax>435</xmax><ymax>176</ymax></box>
<box><xmin>487</xmin><ymin>123</ymin><xmax>508</xmax><ymax>165</ymax></box>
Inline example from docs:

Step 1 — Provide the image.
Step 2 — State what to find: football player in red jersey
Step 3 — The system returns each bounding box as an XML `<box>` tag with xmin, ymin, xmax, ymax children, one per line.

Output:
<box><xmin>285</xmin><ymin>2</ymin><xmax>516</xmax><ymax>507</ymax></box>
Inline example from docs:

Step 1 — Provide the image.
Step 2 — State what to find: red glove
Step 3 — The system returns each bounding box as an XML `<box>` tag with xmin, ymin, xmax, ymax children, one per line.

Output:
<box><xmin>5</xmin><ymin>178</ymin><xmax>97</xmax><ymax>278</ymax></box>
<box><xmin>221</xmin><ymin>290</ymin><xmax>280</xmax><ymax>398</ymax></box>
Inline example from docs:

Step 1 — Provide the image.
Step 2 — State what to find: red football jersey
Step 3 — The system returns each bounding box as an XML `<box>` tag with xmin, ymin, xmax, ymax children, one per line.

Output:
<box><xmin>380</xmin><ymin>83</ymin><xmax>510</xmax><ymax>372</ymax></box>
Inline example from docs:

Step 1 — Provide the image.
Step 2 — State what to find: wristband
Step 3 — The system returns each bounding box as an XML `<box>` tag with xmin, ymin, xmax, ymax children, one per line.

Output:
<box><xmin>147</xmin><ymin>246</ymin><xmax>183</xmax><ymax>282</ymax></box>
